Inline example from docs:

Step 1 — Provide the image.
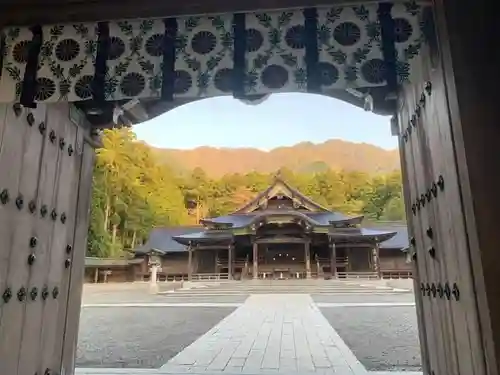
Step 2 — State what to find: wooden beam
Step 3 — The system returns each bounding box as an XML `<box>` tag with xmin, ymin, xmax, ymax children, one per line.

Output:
<box><xmin>195</xmin><ymin>245</ymin><xmax>232</xmax><ymax>250</ymax></box>
<box><xmin>1</xmin><ymin>0</ymin><xmax>414</xmax><ymax>27</ymax></box>
<box><xmin>0</xmin><ymin>0</ymin><xmax>353</xmax><ymax>24</ymax></box>
<box><xmin>334</xmin><ymin>243</ymin><xmax>375</xmax><ymax>248</ymax></box>
<box><xmin>255</xmin><ymin>238</ymin><xmax>308</xmax><ymax>244</ymax></box>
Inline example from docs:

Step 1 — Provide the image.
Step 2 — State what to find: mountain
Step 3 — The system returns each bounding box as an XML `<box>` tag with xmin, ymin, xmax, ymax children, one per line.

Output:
<box><xmin>153</xmin><ymin>139</ymin><xmax>400</xmax><ymax>177</ymax></box>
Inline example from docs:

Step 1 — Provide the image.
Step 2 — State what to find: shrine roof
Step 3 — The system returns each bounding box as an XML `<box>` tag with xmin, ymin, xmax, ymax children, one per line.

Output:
<box><xmin>137</xmin><ymin>223</ymin><xmax>409</xmax><ymax>253</ymax></box>
<box><xmin>325</xmin><ymin>224</ymin><xmax>409</xmax><ymax>248</ymax></box>
<box><xmin>171</xmin><ymin>227</ymin><xmax>398</xmax><ymax>245</ymax></box>
<box><xmin>171</xmin><ymin>231</ymin><xmax>233</xmax><ymax>246</ymax></box>
<box><xmin>374</xmin><ymin>224</ymin><xmax>408</xmax><ymax>249</ymax></box>
<box><xmin>233</xmin><ymin>176</ymin><xmax>330</xmax><ymax>213</ymax></box>
<box><xmin>328</xmin><ymin>228</ymin><xmax>397</xmax><ymax>243</ymax></box>
<box><xmin>201</xmin><ymin>176</ymin><xmax>364</xmax><ymax>227</ymax></box>
<box><xmin>138</xmin><ymin>181</ymin><xmax>408</xmax><ymax>252</ymax></box>
<box><xmin>135</xmin><ymin>226</ymin><xmax>203</xmax><ymax>254</ymax></box>
<box><xmin>201</xmin><ymin>211</ymin><xmax>363</xmax><ymax>228</ymax></box>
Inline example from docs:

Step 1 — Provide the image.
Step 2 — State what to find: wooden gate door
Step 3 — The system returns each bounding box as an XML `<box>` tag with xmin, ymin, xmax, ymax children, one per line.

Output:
<box><xmin>0</xmin><ymin>103</ymin><xmax>95</xmax><ymax>375</ymax></box>
<box><xmin>397</xmin><ymin>3</ymin><xmax>499</xmax><ymax>375</ymax></box>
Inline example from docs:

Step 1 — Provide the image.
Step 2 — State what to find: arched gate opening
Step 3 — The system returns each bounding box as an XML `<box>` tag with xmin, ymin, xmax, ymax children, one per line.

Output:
<box><xmin>0</xmin><ymin>1</ymin><xmax>499</xmax><ymax>375</ymax></box>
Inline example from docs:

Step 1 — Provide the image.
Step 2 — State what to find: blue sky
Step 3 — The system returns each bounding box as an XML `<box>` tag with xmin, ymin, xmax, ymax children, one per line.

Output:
<box><xmin>133</xmin><ymin>93</ymin><xmax>397</xmax><ymax>151</ymax></box>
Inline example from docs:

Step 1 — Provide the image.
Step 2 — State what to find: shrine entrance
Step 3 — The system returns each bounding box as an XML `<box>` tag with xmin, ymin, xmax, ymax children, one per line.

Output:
<box><xmin>259</xmin><ymin>243</ymin><xmax>305</xmax><ymax>279</ymax></box>
<box><xmin>0</xmin><ymin>1</ymin><xmax>499</xmax><ymax>375</ymax></box>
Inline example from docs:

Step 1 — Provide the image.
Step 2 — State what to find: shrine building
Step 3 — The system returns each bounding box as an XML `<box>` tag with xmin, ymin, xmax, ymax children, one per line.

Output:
<box><xmin>121</xmin><ymin>177</ymin><xmax>411</xmax><ymax>282</ymax></box>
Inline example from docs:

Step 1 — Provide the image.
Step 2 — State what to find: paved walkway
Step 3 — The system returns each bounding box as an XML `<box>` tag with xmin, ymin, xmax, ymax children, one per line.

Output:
<box><xmin>160</xmin><ymin>294</ymin><xmax>368</xmax><ymax>374</ymax></box>
<box><xmin>76</xmin><ymin>280</ymin><xmax>420</xmax><ymax>375</ymax></box>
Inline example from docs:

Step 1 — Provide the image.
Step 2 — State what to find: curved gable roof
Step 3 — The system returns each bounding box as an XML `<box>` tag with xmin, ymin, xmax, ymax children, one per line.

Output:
<box><xmin>201</xmin><ymin>177</ymin><xmax>369</xmax><ymax>228</ymax></box>
<box><xmin>233</xmin><ymin>176</ymin><xmax>330</xmax><ymax>213</ymax></box>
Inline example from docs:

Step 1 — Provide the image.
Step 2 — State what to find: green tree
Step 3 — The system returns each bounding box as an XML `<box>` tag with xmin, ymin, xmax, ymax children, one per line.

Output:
<box><xmin>381</xmin><ymin>195</ymin><xmax>406</xmax><ymax>221</ymax></box>
<box><xmin>88</xmin><ymin>130</ymin><xmax>405</xmax><ymax>258</ymax></box>
<box><xmin>87</xmin><ymin>129</ymin><xmax>188</xmax><ymax>258</ymax></box>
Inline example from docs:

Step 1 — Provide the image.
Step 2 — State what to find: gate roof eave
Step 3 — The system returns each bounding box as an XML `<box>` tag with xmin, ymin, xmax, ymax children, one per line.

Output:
<box><xmin>114</xmin><ymin>86</ymin><xmax>395</xmax><ymax>129</ymax></box>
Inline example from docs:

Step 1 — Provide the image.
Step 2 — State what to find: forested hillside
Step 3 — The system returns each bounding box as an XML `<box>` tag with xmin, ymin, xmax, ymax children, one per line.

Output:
<box><xmin>88</xmin><ymin>129</ymin><xmax>405</xmax><ymax>258</ymax></box>
<box><xmin>154</xmin><ymin>140</ymin><xmax>400</xmax><ymax>177</ymax></box>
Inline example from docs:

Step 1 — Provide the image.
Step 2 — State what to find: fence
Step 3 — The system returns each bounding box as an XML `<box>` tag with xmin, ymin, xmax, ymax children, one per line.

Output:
<box><xmin>381</xmin><ymin>270</ymin><xmax>413</xmax><ymax>279</ymax></box>
<box><xmin>335</xmin><ymin>272</ymin><xmax>379</xmax><ymax>279</ymax></box>
<box><xmin>150</xmin><ymin>271</ymin><xmax>411</xmax><ymax>282</ymax></box>
<box><xmin>190</xmin><ymin>273</ymin><xmax>230</xmax><ymax>281</ymax></box>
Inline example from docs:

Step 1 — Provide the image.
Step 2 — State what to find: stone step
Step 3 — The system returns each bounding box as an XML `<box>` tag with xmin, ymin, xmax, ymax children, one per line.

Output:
<box><xmin>160</xmin><ymin>290</ymin><xmax>405</xmax><ymax>296</ymax></box>
<box><xmin>168</xmin><ymin>287</ymin><xmax>392</xmax><ymax>292</ymax></box>
<box><xmin>182</xmin><ymin>283</ymin><xmax>388</xmax><ymax>289</ymax></box>
<box><xmin>196</xmin><ymin>287</ymin><xmax>390</xmax><ymax>290</ymax></box>
<box><xmin>172</xmin><ymin>287</ymin><xmax>394</xmax><ymax>294</ymax></box>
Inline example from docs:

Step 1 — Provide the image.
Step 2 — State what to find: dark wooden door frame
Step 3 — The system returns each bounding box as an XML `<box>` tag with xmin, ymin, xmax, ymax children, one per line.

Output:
<box><xmin>3</xmin><ymin>0</ymin><xmax>390</xmax><ymax>25</ymax></box>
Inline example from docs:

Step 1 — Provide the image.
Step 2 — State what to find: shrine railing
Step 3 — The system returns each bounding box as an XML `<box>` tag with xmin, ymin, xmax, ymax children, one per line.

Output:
<box><xmin>336</xmin><ymin>271</ymin><xmax>379</xmax><ymax>279</ymax></box>
<box><xmin>381</xmin><ymin>270</ymin><xmax>413</xmax><ymax>279</ymax></box>
<box><xmin>216</xmin><ymin>258</ymin><xmax>247</xmax><ymax>267</ymax></box>
<box><xmin>164</xmin><ymin>275</ymin><xmax>189</xmax><ymax>281</ymax></box>
<box><xmin>317</xmin><ymin>256</ymin><xmax>349</xmax><ymax>264</ymax></box>
<box><xmin>191</xmin><ymin>273</ymin><xmax>230</xmax><ymax>281</ymax></box>
<box><xmin>256</xmin><ymin>271</ymin><xmax>307</xmax><ymax>279</ymax></box>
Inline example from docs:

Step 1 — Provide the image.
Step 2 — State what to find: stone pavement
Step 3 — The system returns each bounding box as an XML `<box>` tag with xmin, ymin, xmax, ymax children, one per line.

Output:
<box><xmin>76</xmin><ymin>280</ymin><xmax>421</xmax><ymax>375</ymax></box>
<box><xmin>158</xmin><ymin>294</ymin><xmax>389</xmax><ymax>374</ymax></box>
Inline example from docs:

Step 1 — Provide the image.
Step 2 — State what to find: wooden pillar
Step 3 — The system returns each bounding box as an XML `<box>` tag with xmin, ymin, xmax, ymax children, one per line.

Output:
<box><xmin>330</xmin><ymin>241</ymin><xmax>337</xmax><ymax>279</ymax></box>
<box><xmin>305</xmin><ymin>242</ymin><xmax>311</xmax><ymax>279</ymax></box>
<box><xmin>372</xmin><ymin>243</ymin><xmax>381</xmax><ymax>279</ymax></box>
<box><xmin>243</xmin><ymin>255</ymin><xmax>248</xmax><ymax>279</ymax></box>
<box><xmin>194</xmin><ymin>251</ymin><xmax>200</xmax><ymax>275</ymax></box>
<box><xmin>228</xmin><ymin>244</ymin><xmax>233</xmax><ymax>280</ymax></box>
<box><xmin>94</xmin><ymin>268</ymin><xmax>99</xmax><ymax>283</ymax></box>
<box><xmin>187</xmin><ymin>245</ymin><xmax>193</xmax><ymax>281</ymax></box>
<box><xmin>253</xmin><ymin>242</ymin><xmax>258</xmax><ymax>279</ymax></box>
<box><xmin>316</xmin><ymin>256</ymin><xmax>320</xmax><ymax>279</ymax></box>
<box><xmin>346</xmin><ymin>248</ymin><xmax>351</xmax><ymax>271</ymax></box>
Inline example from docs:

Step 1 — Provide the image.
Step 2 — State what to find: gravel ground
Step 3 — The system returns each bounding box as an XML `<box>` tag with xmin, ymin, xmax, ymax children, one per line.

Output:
<box><xmin>78</xmin><ymin>283</ymin><xmax>420</xmax><ymax>371</ymax></box>
<box><xmin>76</xmin><ymin>307</ymin><xmax>235</xmax><ymax>368</ymax></box>
<box><xmin>81</xmin><ymin>284</ymin><xmax>178</xmax><ymax>304</ymax></box>
<box><xmin>312</xmin><ymin>292</ymin><xmax>415</xmax><ymax>304</ymax></box>
<box><xmin>155</xmin><ymin>295</ymin><xmax>249</xmax><ymax>303</ymax></box>
<box><xmin>82</xmin><ymin>292</ymin><xmax>249</xmax><ymax>305</ymax></box>
<box><xmin>82</xmin><ymin>286</ymin><xmax>249</xmax><ymax>304</ymax></box>
<box><xmin>320</xmin><ymin>306</ymin><xmax>422</xmax><ymax>372</ymax></box>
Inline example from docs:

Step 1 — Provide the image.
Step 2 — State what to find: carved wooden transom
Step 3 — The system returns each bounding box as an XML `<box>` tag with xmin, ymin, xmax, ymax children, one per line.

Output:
<box><xmin>0</xmin><ymin>2</ymin><xmax>430</xmax><ymax>105</ymax></box>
